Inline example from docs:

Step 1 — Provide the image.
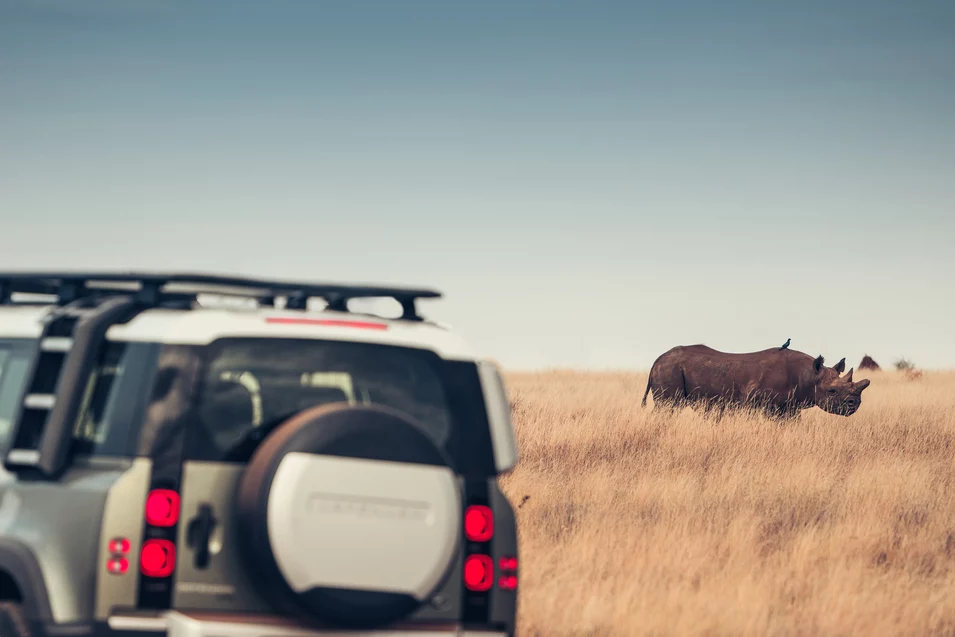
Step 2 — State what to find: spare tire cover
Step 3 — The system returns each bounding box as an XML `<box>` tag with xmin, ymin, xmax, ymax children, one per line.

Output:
<box><xmin>236</xmin><ymin>403</ymin><xmax>461</xmax><ymax>629</ymax></box>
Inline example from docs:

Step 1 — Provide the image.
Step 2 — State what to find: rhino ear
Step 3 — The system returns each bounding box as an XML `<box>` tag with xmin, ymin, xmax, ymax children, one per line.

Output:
<box><xmin>833</xmin><ymin>358</ymin><xmax>846</xmax><ymax>374</ymax></box>
<box><xmin>814</xmin><ymin>355</ymin><xmax>825</xmax><ymax>373</ymax></box>
<box><xmin>855</xmin><ymin>378</ymin><xmax>870</xmax><ymax>392</ymax></box>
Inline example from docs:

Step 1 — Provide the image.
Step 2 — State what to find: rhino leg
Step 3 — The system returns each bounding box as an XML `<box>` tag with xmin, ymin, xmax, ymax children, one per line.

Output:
<box><xmin>650</xmin><ymin>387</ymin><xmax>685</xmax><ymax>413</ymax></box>
<box><xmin>762</xmin><ymin>402</ymin><xmax>801</xmax><ymax>421</ymax></box>
<box><xmin>713</xmin><ymin>400</ymin><xmax>728</xmax><ymax>422</ymax></box>
<box><xmin>698</xmin><ymin>398</ymin><xmax>727</xmax><ymax>422</ymax></box>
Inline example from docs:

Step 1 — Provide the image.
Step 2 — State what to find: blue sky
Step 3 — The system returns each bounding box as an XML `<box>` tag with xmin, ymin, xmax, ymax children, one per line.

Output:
<box><xmin>1</xmin><ymin>0</ymin><xmax>953</xmax><ymax>370</ymax></box>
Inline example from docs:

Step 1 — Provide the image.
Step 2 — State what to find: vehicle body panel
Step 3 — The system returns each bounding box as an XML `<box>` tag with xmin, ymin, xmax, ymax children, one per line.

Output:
<box><xmin>0</xmin><ymin>461</ymin><xmax>123</xmax><ymax>624</ymax></box>
<box><xmin>0</xmin><ymin>292</ymin><xmax>520</xmax><ymax>637</ymax></box>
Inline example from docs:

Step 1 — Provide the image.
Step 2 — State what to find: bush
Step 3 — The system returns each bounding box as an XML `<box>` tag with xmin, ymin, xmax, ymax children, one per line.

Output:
<box><xmin>894</xmin><ymin>358</ymin><xmax>915</xmax><ymax>371</ymax></box>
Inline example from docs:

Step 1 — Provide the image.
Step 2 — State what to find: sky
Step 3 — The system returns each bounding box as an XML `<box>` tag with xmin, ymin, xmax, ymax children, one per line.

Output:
<box><xmin>1</xmin><ymin>0</ymin><xmax>953</xmax><ymax>370</ymax></box>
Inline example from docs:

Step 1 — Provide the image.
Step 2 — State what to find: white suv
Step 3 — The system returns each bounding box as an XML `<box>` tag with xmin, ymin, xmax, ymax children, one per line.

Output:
<box><xmin>0</xmin><ymin>272</ymin><xmax>520</xmax><ymax>637</ymax></box>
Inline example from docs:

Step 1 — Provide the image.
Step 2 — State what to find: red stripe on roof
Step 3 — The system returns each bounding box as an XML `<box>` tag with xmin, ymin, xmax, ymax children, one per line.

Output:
<box><xmin>266</xmin><ymin>317</ymin><xmax>388</xmax><ymax>330</ymax></box>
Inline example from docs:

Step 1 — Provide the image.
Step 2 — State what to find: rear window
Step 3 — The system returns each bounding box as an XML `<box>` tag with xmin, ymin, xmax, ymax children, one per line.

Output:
<box><xmin>185</xmin><ymin>338</ymin><xmax>455</xmax><ymax>463</ymax></box>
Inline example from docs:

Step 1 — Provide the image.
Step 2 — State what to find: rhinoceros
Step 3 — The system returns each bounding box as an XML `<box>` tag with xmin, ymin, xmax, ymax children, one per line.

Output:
<box><xmin>641</xmin><ymin>344</ymin><xmax>870</xmax><ymax>418</ymax></box>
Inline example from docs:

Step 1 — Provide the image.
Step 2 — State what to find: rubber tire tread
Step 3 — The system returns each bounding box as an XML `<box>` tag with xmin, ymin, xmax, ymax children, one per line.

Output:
<box><xmin>0</xmin><ymin>602</ymin><xmax>32</xmax><ymax>637</ymax></box>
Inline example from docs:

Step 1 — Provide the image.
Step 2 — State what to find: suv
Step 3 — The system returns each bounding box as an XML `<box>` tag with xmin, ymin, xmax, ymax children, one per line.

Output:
<box><xmin>0</xmin><ymin>272</ymin><xmax>520</xmax><ymax>637</ymax></box>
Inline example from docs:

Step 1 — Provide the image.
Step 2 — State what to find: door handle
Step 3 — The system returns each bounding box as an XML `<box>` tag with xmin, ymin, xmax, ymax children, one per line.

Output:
<box><xmin>186</xmin><ymin>503</ymin><xmax>218</xmax><ymax>569</ymax></box>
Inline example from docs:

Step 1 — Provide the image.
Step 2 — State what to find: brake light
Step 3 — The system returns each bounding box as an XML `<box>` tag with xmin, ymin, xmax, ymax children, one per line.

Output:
<box><xmin>464</xmin><ymin>505</ymin><xmax>494</xmax><ymax>542</ymax></box>
<box><xmin>499</xmin><ymin>556</ymin><xmax>517</xmax><ymax>571</ymax></box>
<box><xmin>463</xmin><ymin>554</ymin><xmax>494</xmax><ymax>592</ymax></box>
<box><xmin>140</xmin><ymin>539</ymin><xmax>176</xmax><ymax>578</ymax></box>
<box><xmin>145</xmin><ymin>489</ymin><xmax>180</xmax><ymax>527</ymax></box>
<box><xmin>266</xmin><ymin>317</ymin><xmax>388</xmax><ymax>330</ymax></box>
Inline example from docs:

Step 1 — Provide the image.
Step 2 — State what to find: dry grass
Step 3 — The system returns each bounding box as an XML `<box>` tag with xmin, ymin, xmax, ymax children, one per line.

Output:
<box><xmin>498</xmin><ymin>369</ymin><xmax>955</xmax><ymax>637</ymax></box>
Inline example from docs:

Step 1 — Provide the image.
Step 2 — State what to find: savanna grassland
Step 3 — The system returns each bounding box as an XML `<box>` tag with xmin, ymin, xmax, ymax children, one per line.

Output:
<box><xmin>498</xmin><ymin>369</ymin><xmax>955</xmax><ymax>636</ymax></box>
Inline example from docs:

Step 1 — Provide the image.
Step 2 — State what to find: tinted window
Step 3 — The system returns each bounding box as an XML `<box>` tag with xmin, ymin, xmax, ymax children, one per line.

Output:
<box><xmin>135</xmin><ymin>344</ymin><xmax>203</xmax><ymax>487</ymax></box>
<box><xmin>185</xmin><ymin>338</ymin><xmax>453</xmax><ymax>462</ymax></box>
<box><xmin>72</xmin><ymin>341</ymin><xmax>157</xmax><ymax>457</ymax></box>
<box><xmin>0</xmin><ymin>343</ymin><xmax>34</xmax><ymax>456</ymax></box>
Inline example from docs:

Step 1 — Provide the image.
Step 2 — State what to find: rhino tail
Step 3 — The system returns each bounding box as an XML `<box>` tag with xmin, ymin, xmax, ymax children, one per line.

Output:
<box><xmin>642</xmin><ymin>374</ymin><xmax>652</xmax><ymax>407</ymax></box>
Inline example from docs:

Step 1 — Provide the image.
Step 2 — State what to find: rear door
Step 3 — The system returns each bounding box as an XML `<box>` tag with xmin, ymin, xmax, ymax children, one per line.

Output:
<box><xmin>167</xmin><ymin>336</ymin><xmax>516</xmax><ymax>632</ymax></box>
<box><xmin>173</xmin><ymin>459</ymin><xmax>271</xmax><ymax>612</ymax></box>
<box><xmin>169</xmin><ymin>336</ymin><xmax>460</xmax><ymax>615</ymax></box>
<box><xmin>166</xmin><ymin>341</ymin><xmax>272</xmax><ymax>613</ymax></box>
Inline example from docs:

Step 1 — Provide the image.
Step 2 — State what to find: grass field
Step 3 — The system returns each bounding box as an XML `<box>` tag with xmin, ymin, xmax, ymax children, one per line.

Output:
<box><xmin>498</xmin><ymin>368</ymin><xmax>955</xmax><ymax>636</ymax></box>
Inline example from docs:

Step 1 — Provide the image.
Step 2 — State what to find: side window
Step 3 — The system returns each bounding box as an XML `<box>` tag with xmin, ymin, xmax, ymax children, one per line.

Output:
<box><xmin>0</xmin><ymin>345</ymin><xmax>34</xmax><ymax>456</ymax></box>
<box><xmin>476</xmin><ymin>360</ymin><xmax>519</xmax><ymax>473</ymax></box>
<box><xmin>72</xmin><ymin>341</ymin><xmax>156</xmax><ymax>457</ymax></box>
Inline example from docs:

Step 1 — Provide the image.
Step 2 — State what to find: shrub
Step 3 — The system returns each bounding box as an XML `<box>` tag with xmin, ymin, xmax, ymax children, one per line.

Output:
<box><xmin>894</xmin><ymin>357</ymin><xmax>915</xmax><ymax>371</ymax></box>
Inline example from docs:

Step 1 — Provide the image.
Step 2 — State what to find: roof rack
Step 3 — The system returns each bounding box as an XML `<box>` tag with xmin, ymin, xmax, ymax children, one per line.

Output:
<box><xmin>0</xmin><ymin>271</ymin><xmax>441</xmax><ymax>321</ymax></box>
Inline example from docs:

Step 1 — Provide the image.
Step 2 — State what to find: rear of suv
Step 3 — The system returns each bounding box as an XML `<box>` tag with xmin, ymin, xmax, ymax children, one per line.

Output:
<box><xmin>0</xmin><ymin>272</ymin><xmax>520</xmax><ymax>637</ymax></box>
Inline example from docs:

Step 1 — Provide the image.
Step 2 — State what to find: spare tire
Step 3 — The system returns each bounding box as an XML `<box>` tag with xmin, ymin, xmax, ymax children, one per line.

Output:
<box><xmin>235</xmin><ymin>403</ymin><xmax>461</xmax><ymax>629</ymax></box>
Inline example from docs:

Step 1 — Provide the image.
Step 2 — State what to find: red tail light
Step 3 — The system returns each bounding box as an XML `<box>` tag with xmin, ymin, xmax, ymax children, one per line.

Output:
<box><xmin>145</xmin><ymin>489</ymin><xmax>180</xmax><ymax>527</ymax></box>
<box><xmin>140</xmin><ymin>539</ymin><xmax>176</xmax><ymax>578</ymax></box>
<box><xmin>108</xmin><ymin>537</ymin><xmax>131</xmax><ymax>554</ymax></box>
<box><xmin>464</xmin><ymin>505</ymin><xmax>494</xmax><ymax>542</ymax></box>
<box><xmin>106</xmin><ymin>557</ymin><xmax>129</xmax><ymax>575</ymax></box>
<box><xmin>499</xmin><ymin>575</ymin><xmax>518</xmax><ymax>590</ymax></box>
<box><xmin>463</xmin><ymin>554</ymin><xmax>494</xmax><ymax>592</ymax></box>
<box><xmin>498</xmin><ymin>555</ymin><xmax>518</xmax><ymax>590</ymax></box>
